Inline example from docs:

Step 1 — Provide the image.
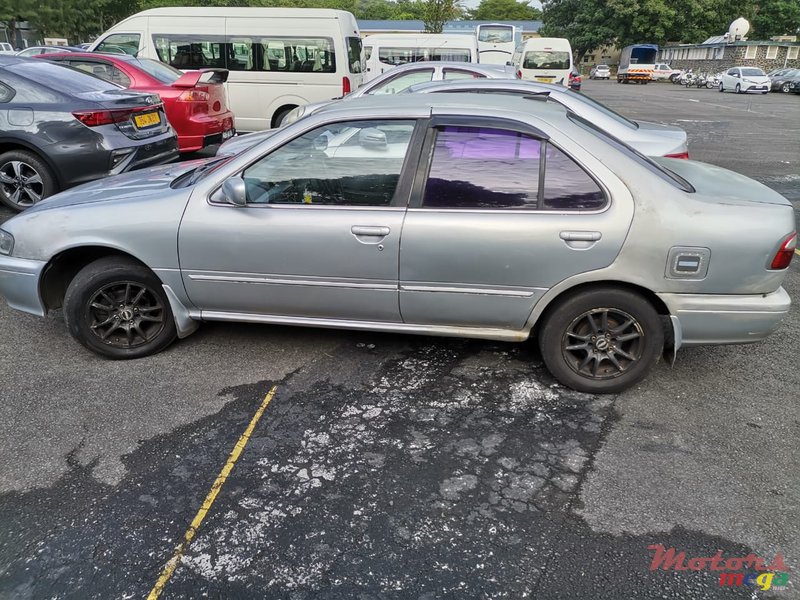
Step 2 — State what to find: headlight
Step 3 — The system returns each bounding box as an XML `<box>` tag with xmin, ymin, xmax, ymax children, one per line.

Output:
<box><xmin>282</xmin><ymin>105</ymin><xmax>306</xmax><ymax>126</ymax></box>
<box><xmin>0</xmin><ymin>229</ymin><xmax>13</xmax><ymax>256</ymax></box>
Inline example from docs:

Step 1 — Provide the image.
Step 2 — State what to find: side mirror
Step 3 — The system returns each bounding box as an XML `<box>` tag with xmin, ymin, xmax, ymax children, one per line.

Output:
<box><xmin>222</xmin><ymin>176</ymin><xmax>247</xmax><ymax>206</ymax></box>
<box><xmin>358</xmin><ymin>127</ymin><xmax>387</xmax><ymax>149</ymax></box>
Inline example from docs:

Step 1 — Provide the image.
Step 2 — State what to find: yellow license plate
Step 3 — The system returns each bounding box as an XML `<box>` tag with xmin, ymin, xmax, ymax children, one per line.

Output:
<box><xmin>134</xmin><ymin>112</ymin><xmax>160</xmax><ymax>128</ymax></box>
<box><xmin>535</xmin><ymin>77</ymin><xmax>554</xmax><ymax>82</ymax></box>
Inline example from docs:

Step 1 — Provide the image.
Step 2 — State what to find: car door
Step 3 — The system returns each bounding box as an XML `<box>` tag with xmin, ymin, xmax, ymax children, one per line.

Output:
<box><xmin>178</xmin><ymin>118</ymin><xmax>423</xmax><ymax>323</ymax></box>
<box><xmin>398</xmin><ymin>116</ymin><xmax>633</xmax><ymax>330</ymax></box>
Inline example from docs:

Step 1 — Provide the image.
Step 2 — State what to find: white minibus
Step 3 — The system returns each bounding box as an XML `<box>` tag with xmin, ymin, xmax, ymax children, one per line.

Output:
<box><xmin>512</xmin><ymin>37</ymin><xmax>573</xmax><ymax>87</ymax></box>
<box><xmin>476</xmin><ymin>23</ymin><xmax>518</xmax><ymax>65</ymax></box>
<box><xmin>90</xmin><ymin>7</ymin><xmax>364</xmax><ymax>131</ymax></box>
<box><xmin>362</xmin><ymin>34</ymin><xmax>478</xmax><ymax>82</ymax></box>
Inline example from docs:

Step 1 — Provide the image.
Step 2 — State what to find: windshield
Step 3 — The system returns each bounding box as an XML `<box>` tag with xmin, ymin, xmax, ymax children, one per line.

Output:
<box><xmin>561</xmin><ymin>89</ymin><xmax>639</xmax><ymax>129</ymax></box>
<box><xmin>741</xmin><ymin>68</ymin><xmax>765</xmax><ymax>77</ymax></box>
<box><xmin>478</xmin><ymin>27</ymin><xmax>513</xmax><ymax>43</ymax></box>
<box><xmin>132</xmin><ymin>58</ymin><xmax>182</xmax><ymax>84</ymax></box>
<box><xmin>8</xmin><ymin>60</ymin><xmax>121</xmax><ymax>93</ymax></box>
<box><xmin>569</xmin><ymin>113</ymin><xmax>693</xmax><ymax>193</ymax></box>
<box><xmin>523</xmin><ymin>51</ymin><xmax>570</xmax><ymax>70</ymax></box>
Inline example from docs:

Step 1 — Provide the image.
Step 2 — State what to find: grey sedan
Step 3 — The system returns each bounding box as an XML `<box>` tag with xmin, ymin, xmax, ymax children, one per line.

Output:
<box><xmin>0</xmin><ymin>94</ymin><xmax>794</xmax><ymax>393</ymax></box>
<box><xmin>404</xmin><ymin>78</ymin><xmax>689</xmax><ymax>158</ymax></box>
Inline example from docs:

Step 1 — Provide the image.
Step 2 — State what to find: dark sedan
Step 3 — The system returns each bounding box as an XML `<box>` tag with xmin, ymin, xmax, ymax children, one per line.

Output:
<box><xmin>789</xmin><ymin>79</ymin><xmax>800</xmax><ymax>94</ymax></box>
<box><xmin>0</xmin><ymin>56</ymin><xmax>178</xmax><ymax>211</ymax></box>
<box><xmin>770</xmin><ymin>68</ymin><xmax>800</xmax><ymax>93</ymax></box>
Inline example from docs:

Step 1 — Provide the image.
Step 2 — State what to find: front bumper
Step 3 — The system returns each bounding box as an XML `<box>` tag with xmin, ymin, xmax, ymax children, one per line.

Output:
<box><xmin>659</xmin><ymin>288</ymin><xmax>791</xmax><ymax>347</ymax></box>
<box><xmin>0</xmin><ymin>255</ymin><xmax>47</xmax><ymax>316</ymax></box>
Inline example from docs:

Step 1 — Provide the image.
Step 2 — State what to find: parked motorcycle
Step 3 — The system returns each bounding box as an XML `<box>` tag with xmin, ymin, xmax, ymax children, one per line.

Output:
<box><xmin>705</xmin><ymin>73</ymin><xmax>722</xmax><ymax>89</ymax></box>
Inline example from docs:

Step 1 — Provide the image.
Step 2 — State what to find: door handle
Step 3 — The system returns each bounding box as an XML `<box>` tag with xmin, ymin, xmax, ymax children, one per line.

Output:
<box><xmin>351</xmin><ymin>226</ymin><xmax>390</xmax><ymax>237</ymax></box>
<box><xmin>559</xmin><ymin>231</ymin><xmax>602</xmax><ymax>242</ymax></box>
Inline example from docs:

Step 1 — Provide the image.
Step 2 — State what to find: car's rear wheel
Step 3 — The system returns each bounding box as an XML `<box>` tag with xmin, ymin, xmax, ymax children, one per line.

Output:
<box><xmin>64</xmin><ymin>257</ymin><xmax>177</xmax><ymax>359</ymax></box>
<box><xmin>0</xmin><ymin>150</ymin><xmax>57</xmax><ymax>211</ymax></box>
<box><xmin>538</xmin><ymin>288</ymin><xmax>664</xmax><ymax>394</ymax></box>
<box><xmin>781</xmin><ymin>83</ymin><xmax>790</xmax><ymax>93</ymax></box>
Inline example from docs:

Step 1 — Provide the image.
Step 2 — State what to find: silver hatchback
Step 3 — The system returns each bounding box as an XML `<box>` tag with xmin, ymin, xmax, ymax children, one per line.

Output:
<box><xmin>0</xmin><ymin>94</ymin><xmax>794</xmax><ymax>393</ymax></box>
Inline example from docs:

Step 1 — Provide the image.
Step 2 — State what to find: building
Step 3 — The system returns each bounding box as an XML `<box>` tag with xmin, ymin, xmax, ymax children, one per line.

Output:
<box><xmin>357</xmin><ymin>20</ymin><xmax>542</xmax><ymax>39</ymax></box>
<box><xmin>659</xmin><ymin>37</ymin><xmax>800</xmax><ymax>72</ymax></box>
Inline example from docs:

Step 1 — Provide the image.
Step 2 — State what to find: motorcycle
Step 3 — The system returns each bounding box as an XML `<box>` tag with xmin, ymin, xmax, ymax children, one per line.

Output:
<box><xmin>705</xmin><ymin>73</ymin><xmax>722</xmax><ymax>89</ymax></box>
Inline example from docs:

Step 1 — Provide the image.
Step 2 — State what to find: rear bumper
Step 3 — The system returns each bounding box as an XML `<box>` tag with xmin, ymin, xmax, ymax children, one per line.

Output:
<box><xmin>0</xmin><ymin>255</ymin><xmax>47</xmax><ymax>316</ymax></box>
<box><xmin>659</xmin><ymin>288</ymin><xmax>791</xmax><ymax>347</ymax></box>
<box><xmin>177</xmin><ymin>113</ymin><xmax>235</xmax><ymax>153</ymax></box>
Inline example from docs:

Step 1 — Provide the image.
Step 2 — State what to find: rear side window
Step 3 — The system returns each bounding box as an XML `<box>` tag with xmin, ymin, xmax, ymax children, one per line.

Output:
<box><xmin>368</xmin><ymin>69</ymin><xmax>434</xmax><ymax>95</ymax></box>
<box><xmin>5</xmin><ymin>61</ymin><xmax>121</xmax><ymax>95</ymax></box>
<box><xmin>543</xmin><ymin>144</ymin><xmax>606</xmax><ymax>210</ymax></box>
<box><xmin>69</xmin><ymin>60</ymin><xmax>131</xmax><ymax>87</ymax></box>
<box><xmin>443</xmin><ymin>68</ymin><xmax>483</xmax><ymax>80</ymax></box>
<box><xmin>423</xmin><ymin>126</ymin><xmax>542</xmax><ymax>209</ymax></box>
<box><xmin>347</xmin><ymin>37</ymin><xmax>363</xmax><ymax>74</ymax></box>
<box><xmin>131</xmin><ymin>58</ymin><xmax>182</xmax><ymax>84</ymax></box>
<box><xmin>0</xmin><ymin>82</ymin><xmax>15</xmax><ymax>103</ymax></box>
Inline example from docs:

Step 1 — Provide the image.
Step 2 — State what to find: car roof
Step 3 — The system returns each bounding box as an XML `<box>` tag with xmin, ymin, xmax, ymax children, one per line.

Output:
<box><xmin>406</xmin><ymin>78</ymin><xmax>569</xmax><ymax>96</ymax></box>
<box><xmin>377</xmin><ymin>61</ymin><xmax>515</xmax><ymax>76</ymax></box>
<box><xmin>316</xmin><ymin>92</ymin><xmax>568</xmax><ymax>126</ymax></box>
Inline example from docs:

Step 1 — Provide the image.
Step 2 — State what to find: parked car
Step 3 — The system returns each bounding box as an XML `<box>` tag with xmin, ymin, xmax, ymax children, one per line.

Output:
<box><xmin>0</xmin><ymin>42</ymin><xmax>15</xmax><ymax>55</ymax></box>
<box><xmin>0</xmin><ymin>56</ymin><xmax>178</xmax><ymax>211</ymax></box>
<box><xmin>15</xmin><ymin>45</ymin><xmax>83</xmax><ymax>57</ymax></box>
<box><xmin>37</xmin><ymin>52</ymin><xmax>235</xmax><ymax>153</ymax></box>
<box><xmin>769</xmin><ymin>68</ymin><xmax>800</xmax><ymax>93</ymax></box>
<box><xmin>0</xmin><ymin>94</ymin><xmax>793</xmax><ymax>393</ymax></box>
<box><xmin>589</xmin><ymin>64</ymin><xmax>611</xmax><ymax>80</ymax></box>
<box><xmin>652</xmin><ymin>63</ymin><xmax>679</xmax><ymax>81</ymax></box>
<box><xmin>568</xmin><ymin>68</ymin><xmax>582</xmax><ymax>90</ymax></box>
<box><xmin>216</xmin><ymin>61</ymin><xmax>517</xmax><ymax>154</ymax></box>
<box><xmin>719</xmin><ymin>67</ymin><xmax>770</xmax><ymax>94</ymax></box>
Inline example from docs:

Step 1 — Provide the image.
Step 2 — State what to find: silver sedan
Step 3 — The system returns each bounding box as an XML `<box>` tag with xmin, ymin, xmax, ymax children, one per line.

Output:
<box><xmin>404</xmin><ymin>78</ymin><xmax>689</xmax><ymax>158</ymax></box>
<box><xmin>0</xmin><ymin>94</ymin><xmax>794</xmax><ymax>393</ymax></box>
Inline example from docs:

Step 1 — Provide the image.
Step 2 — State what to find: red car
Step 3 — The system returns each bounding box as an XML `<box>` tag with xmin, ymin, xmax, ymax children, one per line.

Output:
<box><xmin>36</xmin><ymin>52</ymin><xmax>234</xmax><ymax>153</ymax></box>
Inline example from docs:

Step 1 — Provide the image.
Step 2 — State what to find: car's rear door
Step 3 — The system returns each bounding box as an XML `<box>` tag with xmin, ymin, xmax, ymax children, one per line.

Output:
<box><xmin>398</xmin><ymin>115</ymin><xmax>633</xmax><ymax>330</ymax></box>
<box><xmin>179</xmin><ymin>117</ymin><xmax>424</xmax><ymax>323</ymax></box>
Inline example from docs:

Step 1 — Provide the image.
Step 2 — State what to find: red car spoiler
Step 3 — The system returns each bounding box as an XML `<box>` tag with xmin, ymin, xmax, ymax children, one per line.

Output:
<box><xmin>172</xmin><ymin>68</ymin><xmax>229</xmax><ymax>88</ymax></box>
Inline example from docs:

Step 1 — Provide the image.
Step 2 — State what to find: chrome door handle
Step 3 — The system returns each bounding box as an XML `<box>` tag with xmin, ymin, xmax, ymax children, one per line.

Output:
<box><xmin>351</xmin><ymin>226</ymin><xmax>390</xmax><ymax>237</ymax></box>
<box><xmin>559</xmin><ymin>231</ymin><xmax>602</xmax><ymax>242</ymax></box>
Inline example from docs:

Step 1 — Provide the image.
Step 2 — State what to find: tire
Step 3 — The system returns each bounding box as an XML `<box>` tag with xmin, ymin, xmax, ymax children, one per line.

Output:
<box><xmin>64</xmin><ymin>256</ymin><xmax>178</xmax><ymax>359</ymax></box>
<box><xmin>781</xmin><ymin>83</ymin><xmax>790</xmax><ymax>93</ymax></box>
<box><xmin>0</xmin><ymin>149</ymin><xmax>58</xmax><ymax>211</ymax></box>
<box><xmin>537</xmin><ymin>288</ymin><xmax>664</xmax><ymax>394</ymax></box>
<box><xmin>719</xmin><ymin>82</ymin><xmax>724</xmax><ymax>92</ymax></box>
<box><xmin>735</xmin><ymin>83</ymin><xmax>741</xmax><ymax>94</ymax></box>
<box><xmin>706</xmin><ymin>81</ymin><xmax>714</xmax><ymax>89</ymax></box>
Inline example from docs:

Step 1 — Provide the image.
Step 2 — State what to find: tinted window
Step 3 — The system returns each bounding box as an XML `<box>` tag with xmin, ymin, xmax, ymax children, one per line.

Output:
<box><xmin>379</xmin><ymin>47</ymin><xmax>425</xmax><ymax>66</ymax></box>
<box><xmin>423</xmin><ymin>126</ymin><xmax>541</xmax><ymax>209</ymax></box>
<box><xmin>226</xmin><ymin>36</ymin><xmax>336</xmax><ymax>73</ymax></box>
<box><xmin>478</xmin><ymin>26</ymin><xmax>513</xmax><ymax>43</ymax></box>
<box><xmin>130</xmin><ymin>58</ymin><xmax>182</xmax><ymax>84</ymax></box>
<box><xmin>429</xmin><ymin>48</ymin><xmax>471</xmax><ymax>62</ymax></box>
<box><xmin>241</xmin><ymin>120</ymin><xmax>415</xmax><ymax>206</ymax></box>
<box><xmin>347</xmin><ymin>37</ymin><xmax>363</xmax><ymax>74</ymax></box>
<box><xmin>69</xmin><ymin>60</ymin><xmax>131</xmax><ymax>87</ymax></box>
<box><xmin>543</xmin><ymin>144</ymin><xmax>605</xmax><ymax>210</ymax></box>
<box><xmin>524</xmin><ymin>51</ymin><xmax>570</xmax><ymax>70</ymax></box>
<box><xmin>368</xmin><ymin>69</ymin><xmax>434</xmax><ymax>94</ymax></box>
<box><xmin>6</xmin><ymin>61</ymin><xmax>121</xmax><ymax>94</ymax></box>
<box><xmin>96</xmin><ymin>33</ymin><xmax>140</xmax><ymax>56</ymax></box>
<box><xmin>154</xmin><ymin>34</ymin><xmax>227</xmax><ymax>69</ymax></box>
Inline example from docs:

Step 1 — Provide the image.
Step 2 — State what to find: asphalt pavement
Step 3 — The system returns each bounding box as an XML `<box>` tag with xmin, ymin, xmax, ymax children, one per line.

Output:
<box><xmin>0</xmin><ymin>79</ymin><xmax>798</xmax><ymax>599</ymax></box>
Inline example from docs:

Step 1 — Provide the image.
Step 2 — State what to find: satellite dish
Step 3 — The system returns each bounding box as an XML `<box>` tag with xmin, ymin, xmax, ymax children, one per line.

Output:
<box><xmin>728</xmin><ymin>17</ymin><xmax>750</xmax><ymax>41</ymax></box>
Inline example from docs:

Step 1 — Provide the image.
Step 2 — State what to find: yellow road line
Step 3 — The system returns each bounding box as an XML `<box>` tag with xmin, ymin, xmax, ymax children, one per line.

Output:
<box><xmin>146</xmin><ymin>385</ymin><xmax>278</xmax><ymax>600</ymax></box>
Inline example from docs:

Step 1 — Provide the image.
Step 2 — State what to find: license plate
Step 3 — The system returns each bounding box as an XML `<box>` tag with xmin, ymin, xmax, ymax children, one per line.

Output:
<box><xmin>134</xmin><ymin>112</ymin><xmax>161</xmax><ymax>128</ymax></box>
<box><xmin>535</xmin><ymin>77</ymin><xmax>554</xmax><ymax>82</ymax></box>
<box><xmin>222</xmin><ymin>129</ymin><xmax>234</xmax><ymax>140</ymax></box>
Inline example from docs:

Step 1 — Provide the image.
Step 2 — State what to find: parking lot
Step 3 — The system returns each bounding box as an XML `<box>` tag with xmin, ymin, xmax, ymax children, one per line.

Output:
<box><xmin>1</xmin><ymin>80</ymin><xmax>799</xmax><ymax>599</ymax></box>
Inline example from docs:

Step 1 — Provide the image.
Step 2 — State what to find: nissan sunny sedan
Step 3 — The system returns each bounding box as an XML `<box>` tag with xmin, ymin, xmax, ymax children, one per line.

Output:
<box><xmin>0</xmin><ymin>95</ymin><xmax>794</xmax><ymax>393</ymax></box>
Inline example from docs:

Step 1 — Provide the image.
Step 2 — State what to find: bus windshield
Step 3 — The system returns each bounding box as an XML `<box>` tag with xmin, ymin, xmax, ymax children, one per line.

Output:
<box><xmin>478</xmin><ymin>27</ymin><xmax>513</xmax><ymax>43</ymax></box>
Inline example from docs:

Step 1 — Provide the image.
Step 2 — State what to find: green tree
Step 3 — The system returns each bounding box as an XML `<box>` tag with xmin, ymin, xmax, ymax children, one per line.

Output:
<box><xmin>422</xmin><ymin>0</ymin><xmax>461</xmax><ymax>32</ymax></box>
<box><xmin>540</xmin><ymin>0</ymin><xmax>616</xmax><ymax>62</ymax></box>
<box><xmin>469</xmin><ymin>0</ymin><xmax>541</xmax><ymax>21</ymax></box>
<box><xmin>752</xmin><ymin>0</ymin><xmax>800</xmax><ymax>37</ymax></box>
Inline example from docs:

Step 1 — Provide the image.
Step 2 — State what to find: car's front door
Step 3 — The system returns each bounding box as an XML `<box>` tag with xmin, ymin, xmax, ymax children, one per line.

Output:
<box><xmin>178</xmin><ymin>118</ymin><xmax>421</xmax><ymax>322</ymax></box>
<box><xmin>398</xmin><ymin>116</ymin><xmax>634</xmax><ymax>330</ymax></box>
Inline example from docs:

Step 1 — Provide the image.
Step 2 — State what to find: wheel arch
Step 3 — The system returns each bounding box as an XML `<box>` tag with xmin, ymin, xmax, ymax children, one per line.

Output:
<box><xmin>39</xmin><ymin>245</ymin><xmax>152</xmax><ymax>311</ymax></box>
<box><xmin>270</xmin><ymin>103</ymin><xmax>300</xmax><ymax>128</ymax></box>
<box><xmin>0</xmin><ymin>138</ymin><xmax>64</xmax><ymax>189</ymax></box>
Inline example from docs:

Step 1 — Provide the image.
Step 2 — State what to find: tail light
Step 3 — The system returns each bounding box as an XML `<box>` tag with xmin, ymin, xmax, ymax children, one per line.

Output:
<box><xmin>178</xmin><ymin>89</ymin><xmax>210</xmax><ymax>102</ymax></box>
<box><xmin>664</xmin><ymin>151</ymin><xmax>690</xmax><ymax>159</ymax></box>
<box><xmin>73</xmin><ymin>105</ymin><xmax>160</xmax><ymax>127</ymax></box>
<box><xmin>770</xmin><ymin>232</ymin><xmax>797</xmax><ymax>270</ymax></box>
<box><xmin>342</xmin><ymin>76</ymin><xmax>351</xmax><ymax>95</ymax></box>
<box><xmin>517</xmin><ymin>70</ymin><xmax>522</xmax><ymax>79</ymax></box>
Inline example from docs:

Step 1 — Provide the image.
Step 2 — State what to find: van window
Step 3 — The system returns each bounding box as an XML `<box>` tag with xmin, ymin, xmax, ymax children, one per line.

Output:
<box><xmin>154</xmin><ymin>34</ymin><xmax>227</xmax><ymax>69</ymax></box>
<box><xmin>347</xmin><ymin>37</ymin><xmax>363</xmax><ymax>74</ymax></box>
<box><xmin>96</xmin><ymin>33</ymin><xmax>140</xmax><ymax>56</ymax></box>
<box><xmin>429</xmin><ymin>48</ymin><xmax>471</xmax><ymax>62</ymax></box>
<box><xmin>379</xmin><ymin>47</ymin><xmax>424</xmax><ymax>66</ymax></box>
<box><xmin>523</xmin><ymin>51</ymin><xmax>570</xmax><ymax>70</ymax></box>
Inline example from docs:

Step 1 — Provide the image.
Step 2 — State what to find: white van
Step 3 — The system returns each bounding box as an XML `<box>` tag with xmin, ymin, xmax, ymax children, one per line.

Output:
<box><xmin>362</xmin><ymin>34</ymin><xmax>478</xmax><ymax>82</ymax></box>
<box><xmin>90</xmin><ymin>7</ymin><xmax>364</xmax><ymax>131</ymax></box>
<box><xmin>512</xmin><ymin>37</ymin><xmax>573</xmax><ymax>87</ymax></box>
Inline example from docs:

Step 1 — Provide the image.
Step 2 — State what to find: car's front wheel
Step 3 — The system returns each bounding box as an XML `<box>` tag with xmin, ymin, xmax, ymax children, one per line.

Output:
<box><xmin>0</xmin><ymin>150</ymin><xmax>58</xmax><ymax>211</ymax></box>
<box><xmin>64</xmin><ymin>257</ymin><xmax>177</xmax><ymax>359</ymax></box>
<box><xmin>538</xmin><ymin>288</ymin><xmax>664</xmax><ymax>394</ymax></box>
<box><xmin>735</xmin><ymin>83</ymin><xmax>742</xmax><ymax>93</ymax></box>
<box><xmin>781</xmin><ymin>83</ymin><xmax>790</xmax><ymax>93</ymax></box>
